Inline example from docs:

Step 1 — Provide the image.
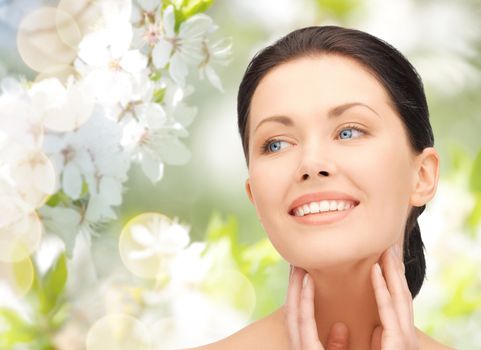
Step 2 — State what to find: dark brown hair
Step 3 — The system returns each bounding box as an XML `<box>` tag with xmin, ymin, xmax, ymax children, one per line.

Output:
<box><xmin>237</xmin><ymin>25</ymin><xmax>434</xmax><ymax>298</ymax></box>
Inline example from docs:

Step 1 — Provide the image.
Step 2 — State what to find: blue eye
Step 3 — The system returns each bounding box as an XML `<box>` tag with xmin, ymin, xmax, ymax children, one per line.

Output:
<box><xmin>338</xmin><ymin>126</ymin><xmax>364</xmax><ymax>139</ymax></box>
<box><xmin>261</xmin><ymin>138</ymin><xmax>289</xmax><ymax>154</ymax></box>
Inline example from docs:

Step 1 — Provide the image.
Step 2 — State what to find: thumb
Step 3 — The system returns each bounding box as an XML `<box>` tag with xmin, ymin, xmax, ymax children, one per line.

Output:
<box><xmin>326</xmin><ymin>322</ymin><xmax>349</xmax><ymax>350</ymax></box>
<box><xmin>370</xmin><ymin>325</ymin><xmax>382</xmax><ymax>350</ymax></box>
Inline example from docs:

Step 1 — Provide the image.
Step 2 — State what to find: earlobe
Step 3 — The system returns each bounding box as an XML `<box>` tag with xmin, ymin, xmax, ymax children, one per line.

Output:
<box><xmin>410</xmin><ymin>147</ymin><xmax>440</xmax><ymax>207</ymax></box>
<box><xmin>245</xmin><ymin>178</ymin><xmax>255</xmax><ymax>205</ymax></box>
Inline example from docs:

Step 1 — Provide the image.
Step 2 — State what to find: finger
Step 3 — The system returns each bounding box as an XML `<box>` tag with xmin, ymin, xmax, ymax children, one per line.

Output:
<box><xmin>370</xmin><ymin>262</ymin><xmax>401</xmax><ymax>333</ymax></box>
<box><xmin>284</xmin><ymin>266</ymin><xmax>304</xmax><ymax>349</ymax></box>
<box><xmin>370</xmin><ymin>325</ymin><xmax>382</xmax><ymax>350</ymax></box>
<box><xmin>383</xmin><ymin>247</ymin><xmax>414</xmax><ymax>327</ymax></box>
<box><xmin>299</xmin><ymin>273</ymin><xmax>324</xmax><ymax>349</ymax></box>
<box><xmin>326</xmin><ymin>322</ymin><xmax>349</xmax><ymax>350</ymax></box>
<box><xmin>384</xmin><ymin>246</ymin><xmax>415</xmax><ymax>336</ymax></box>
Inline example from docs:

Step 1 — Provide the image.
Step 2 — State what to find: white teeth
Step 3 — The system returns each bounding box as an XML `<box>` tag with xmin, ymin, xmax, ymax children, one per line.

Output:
<box><xmin>319</xmin><ymin>200</ymin><xmax>330</xmax><ymax>212</ymax></box>
<box><xmin>302</xmin><ymin>204</ymin><xmax>310</xmax><ymax>214</ymax></box>
<box><xmin>292</xmin><ymin>200</ymin><xmax>357</xmax><ymax>217</ymax></box>
<box><xmin>329</xmin><ymin>200</ymin><xmax>337</xmax><ymax>211</ymax></box>
<box><xmin>309</xmin><ymin>202</ymin><xmax>319</xmax><ymax>213</ymax></box>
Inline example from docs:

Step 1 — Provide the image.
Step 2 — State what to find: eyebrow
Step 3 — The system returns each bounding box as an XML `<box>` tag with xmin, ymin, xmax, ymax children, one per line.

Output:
<box><xmin>253</xmin><ymin>102</ymin><xmax>380</xmax><ymax>134</ymax></box>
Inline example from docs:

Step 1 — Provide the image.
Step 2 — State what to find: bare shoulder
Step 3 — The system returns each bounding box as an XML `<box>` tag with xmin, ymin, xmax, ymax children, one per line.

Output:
<box><xmin>182</xmin><ymin>308</ymin><xmax>287</xmax><ymax>350</ymax></box>
<box><xmin>416</xmin><ymin>328</ymin><xmax>457</xmax><ymax>350</ymax></box>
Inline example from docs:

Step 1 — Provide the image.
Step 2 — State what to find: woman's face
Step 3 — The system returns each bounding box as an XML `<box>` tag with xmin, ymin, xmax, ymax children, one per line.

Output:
<box><xmin>245</xmin><ymin>55</ymin><xmax>421</xmax><ymax>269</ymax></box>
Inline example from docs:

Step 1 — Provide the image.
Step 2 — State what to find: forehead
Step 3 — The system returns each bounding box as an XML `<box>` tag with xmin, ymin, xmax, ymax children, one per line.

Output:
<box><xmin>249</xmin><ymin>55</ymin><xmax>392</xmax><ymax>132</ymax></box>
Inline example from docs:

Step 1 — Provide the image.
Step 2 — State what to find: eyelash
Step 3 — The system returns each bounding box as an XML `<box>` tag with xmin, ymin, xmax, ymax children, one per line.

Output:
<box><xmin>260</xmin><ymin>124</ymin><xmax>366</xmax><ymax>154</ymax></box>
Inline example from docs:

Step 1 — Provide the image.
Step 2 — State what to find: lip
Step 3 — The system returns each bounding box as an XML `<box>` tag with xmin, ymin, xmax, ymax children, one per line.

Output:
<box><xmin>288</xmin><ymin>191</ymin><xmax>360</xmax><ymax>215</ymax></box>
<box><xmin>290</xmin><ymin>204</ymin><xmax>358</xmax><ymax>225</ymax></box>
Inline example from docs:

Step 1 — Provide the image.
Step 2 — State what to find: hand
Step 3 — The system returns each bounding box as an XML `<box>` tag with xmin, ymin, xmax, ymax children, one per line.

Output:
<box><xmin>284</xmin><ymin>264</ymin><xmax>349</xmax><ymax>350</ymax></box>
<box><xmin>370</xmin><ymin>244</ymin><xmax>420</xmax><ymax>350</ymax></box>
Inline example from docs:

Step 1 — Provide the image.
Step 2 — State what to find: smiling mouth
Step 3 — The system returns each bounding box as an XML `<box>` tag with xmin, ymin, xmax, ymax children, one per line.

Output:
<box><xmin>288</xmin><ymin>202</ymin><xmax>359</xmax><ymax>225</ymax></box>
<box><xmin>288</xmin><ymin>201</ymin><xmax>360</xmax><ymax>217</ymax></box>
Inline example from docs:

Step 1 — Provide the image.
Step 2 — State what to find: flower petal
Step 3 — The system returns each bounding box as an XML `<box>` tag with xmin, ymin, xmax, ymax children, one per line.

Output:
<box><xmin>108</xmin><ymin>21</ymin><xmax>133</xmax><ymax>58</ymax></box>
<box><xmin>120</xmin><ymin>50</ymin><xmax>147</xmax><ymax>73</ymax></box>
<box><xmin>173</xmin><ymin>103</ymin><xmax>197</xmax><ymax>128</ymax></box>
<box><xmin>152</xmin><ymin>39</ymin><xmax>173</xmax><ymax>69</ymax></box>
<box><xmin>162</xmin><ymin>5</ymin><xmax>176</xmax><ymax>37</ymax></box>
<box><xmin>140</xmin><ymin>103</ymin><xmax>166</xmax><ymax>129</ymax></box>
<box><xmin>62</xmin><ymin>162</ymin><xmax>82</xmax><ymax>199</ymax></box>
<box><xmin>179</xmin><ymin>14</ymin><xmax>213</xmax><ymax>39</ymax></box>
<box><xmin>158</xmin><ymin>137</ymin><xmax>191</xmax><ymax>165</ymax></box>
<box><xmin>138</xmin><ymin>0</ymin><xmax>158</xmax><ymax>12</ymax></box>
<box><xmin>140</xmin><ymin>151</ymin><xmax>164</xmax><ymax>183</ymax></box>
<box><xmin>99</xmin><ymin>176</ymin><xmax>122</xmax><ymax>206</ymax></box>
<box><xmin>204</xmin><ymin>64</ymin><xmax>224</xmax><ymax>92</ymax></box>
<box><xmin>131</xmin><ymin>224</ymin><xmax>155</xmax><ymax>246</ymax></box>
<box><xmin>169</xmin><ymin>53</ymin><xmax>188</xmax><ymax>87</ymax></box>
<box><xmin>129</xmin><ymin>248</ymin><xmax>155</xmax><ymax>260</ymax></box>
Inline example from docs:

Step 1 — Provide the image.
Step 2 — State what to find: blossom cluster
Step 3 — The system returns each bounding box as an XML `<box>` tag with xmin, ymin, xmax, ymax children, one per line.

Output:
<box><xmin>1</xmin><ymin>0</ymin><xmax>232</xmax><ymax>257</ymax></box>
<box><xmin>0</xmin><ymin>0</ymin><xmax>237</xmax><ymax>348</ymax></box>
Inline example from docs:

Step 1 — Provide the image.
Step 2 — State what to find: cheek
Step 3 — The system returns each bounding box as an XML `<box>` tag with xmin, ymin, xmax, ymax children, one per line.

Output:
<box><xmin>248</xmin><ymin>160</ymin><xmax>292</xmax><ymax>227</ymax></box>
<box><xmin>348</xmin><ymin>141</ymin><xmax>412</xmax><ymax>237</ymax></box>
<box><xmin>249</xmin><ymin>160</ymin><xmax>289</xmax><ymax>217</ymax></box>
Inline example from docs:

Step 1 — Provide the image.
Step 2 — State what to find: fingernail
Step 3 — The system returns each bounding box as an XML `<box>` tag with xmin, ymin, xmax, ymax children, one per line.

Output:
<box><xmin>302</xmin><ymin>274</ymin><xmax>309</xmax><ymax>288</ymax></box>
<box><xmin>374</xmin><ymin>263</ymin><xmax>382</xmax><ymax>275</ymax></box>
<box><xmin>289</xmin><ymin>265</ymin><xmax>294</xmax><ymax>280</ymax></box>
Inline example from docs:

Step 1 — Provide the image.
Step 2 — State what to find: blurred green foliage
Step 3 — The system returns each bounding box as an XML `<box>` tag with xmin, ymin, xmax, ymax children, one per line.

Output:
<box><xmin>162</xmin><ymin>0</ymin><xmax>215</xmax><ymax>30</ymax></box>
<box><xmin>201</xmin><ymin>211</ymin><xmax>287</xmax><ymax>319</ymax></box>
<box><xmin>313</xmin><ymin>0</ymin><xmax>362</xmax><ymax>20</ymax></box>
<box><xmin>468</xmin><ymin>149</ymin><xmax>481</xmax><ymax>233</ymax></box>
<box><xmin>0</xmin><ymin>253</ymin><xmax>69</xmax><ymax>350</ymax></box>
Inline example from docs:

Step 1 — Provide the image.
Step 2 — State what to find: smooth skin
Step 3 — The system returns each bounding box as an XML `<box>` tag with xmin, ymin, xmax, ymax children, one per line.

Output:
<box><xmin>286</xmin><ymin>244</ymin><xmax>418</xmax><ymax>349</ymax></box>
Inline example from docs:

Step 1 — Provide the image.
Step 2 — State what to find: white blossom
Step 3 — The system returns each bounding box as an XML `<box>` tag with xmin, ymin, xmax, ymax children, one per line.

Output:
<box><xmin>162</xmin><ymin>77</ymin><xmax>198</xmax><ymax>128</ymax></box>
<box><xmin>120</xmin><ymin>79</ymin><xmax>191</xmax><ymax>183</ymax></box>
<box><xmin>151</xmin><ymin>5</ymin><xmax>217</xmax><ymax>87</ymax></box>
<box><xmin>131</xmin><ymin>0</ymin><xmax>162</xmax><ymax>31</ymax></box>
<box><xmin>43</xmin><ymin>111</ymin><xmax>130</xmax><ymax>221</ymax></box>
<box><xmin>197</xmin><ymin>37</ymin><xmax>233</xmax><ymax>92</ymax></box>
<box><xmin>129</xmin><ymin>216</ymin><xmax>190</xmax><ymax>261</ymax></box>
<box><xmin>75</xmin><ymin>19</ymin><xmax>148</xmax><ymax>108</ymax></box>
<box><xmin>28</xmin><ymin>77</ymin><xmax>95</xmax><ymax>132</ymax></box>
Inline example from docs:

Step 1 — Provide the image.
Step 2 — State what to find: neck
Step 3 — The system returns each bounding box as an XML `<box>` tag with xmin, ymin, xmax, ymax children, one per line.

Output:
<box><xmin>306</xmin><ymin>258</ymin><xmax>381</xmax><ymax>349</ymax></box>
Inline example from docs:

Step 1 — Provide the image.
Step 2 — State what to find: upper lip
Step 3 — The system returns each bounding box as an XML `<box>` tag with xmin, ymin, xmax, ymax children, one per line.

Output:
<box><xmin>288</xmin><ymin>191</ymin><xmax>360</xmax><ymax>215</ymax></box>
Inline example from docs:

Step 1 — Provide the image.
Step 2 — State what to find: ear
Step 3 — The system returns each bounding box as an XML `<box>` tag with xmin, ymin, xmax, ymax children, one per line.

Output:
<box><xmin>245</xmin><ymin>178</ymin><xmax>255</xmax><ymax>205</ymax></box>
<box><xmin>409</xmin><ymin>147</ymin><xmax>440</xmax><ymax>207</ymax></box>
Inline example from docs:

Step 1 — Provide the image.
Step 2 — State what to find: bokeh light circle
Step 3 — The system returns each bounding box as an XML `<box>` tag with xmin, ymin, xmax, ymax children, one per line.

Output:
<box><xmin>58</xmin><ymin>0</ymin><xmax>133</xmax><ymax>38</ymax></box>
<box><xmin>0</xmin><ymin>256</ymin><xmax>34</xmax><ymax>298</ymax></box>
<box><xmin>119</xmin><ymin>212</ymin><xmax>190</xmax><ymax>279</ymax></box>
<box><xmin>86</xmin><ymin>313</ymin><xmax>152</xmax><ymax>350</ymax></box>
<box><xmin>10</xmin><ymin>150</ymin><xmax>57</xmax><ymax>208</ymax></box>
<box><xmin>201</xmin><ymin>268</ymin><xmax>257</xmax><ymax>320</ymax></box>
<box><xmin>17</xmin><ymin>7</ymin><xmax>79</xmax><ymax>73</ymax></box>
<box><xmin>58</xmin><ymin>0</ymin><xmax>108</xmax><ymax>38</ymax></box>
<box><xmin>35</xmin><ymin>65</ymin><xmax>77</xmax><ymax>85</ymax></box>
<box><xmin>0</xmin><ymin>210</ymin><xmax>43</xmax><ymax>262</ymax></box>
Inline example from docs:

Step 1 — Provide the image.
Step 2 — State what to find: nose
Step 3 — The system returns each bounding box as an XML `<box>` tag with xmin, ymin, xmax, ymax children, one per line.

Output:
<box><xmin>295</xmin><ymin>145</ymin><xmax>336</xmax><ymax>182</ymax></box>
<box><xmin>301</xmin><ymin>170</ymin><xmax>329</xmax><ymax>181</ymax></box>
<box><xmin>298</xmin><ymin>167</ymin><xmax>330</xmax><ymax>182</ymax></box>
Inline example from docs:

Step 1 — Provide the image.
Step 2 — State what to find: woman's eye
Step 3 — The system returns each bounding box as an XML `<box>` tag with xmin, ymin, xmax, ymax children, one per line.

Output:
<box><xmin>262</xmin><ymin>139</ymin><xmax>290</xmax><ymax>154</ymax></box>
<box><xmin>338</xmin><ymin>126</ymin><xmax>365</xmax><ymax>140</ymax></box>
